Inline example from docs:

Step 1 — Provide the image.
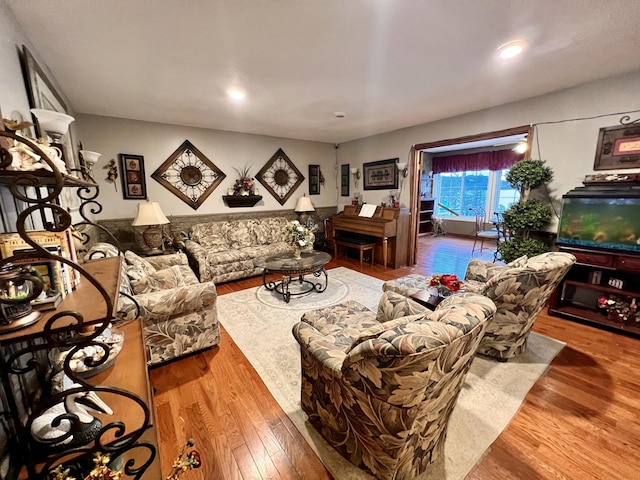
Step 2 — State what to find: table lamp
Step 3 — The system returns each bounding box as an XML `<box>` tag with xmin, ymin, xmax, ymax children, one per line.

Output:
<box><xmin>294</xmin><ymin>194</ymin><xmax>315</xmax><ymax>226</ymax></box>
<box><xmin>132</xmin><ymin>200</ymin><xmax>170</xmax><ymax>254</ymax></box>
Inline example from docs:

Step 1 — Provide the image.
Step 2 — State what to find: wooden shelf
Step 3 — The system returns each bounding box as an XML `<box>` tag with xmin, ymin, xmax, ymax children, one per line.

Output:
<box><xmin>0</xmin><ymin>256</ymin><xmax>122</xmax><ymax>343</ymax></box>
<box><xmin>549</xmin><ymin>304</ymin><xmax>640</xmax><ymax>336</ymax></box>
<box><xmin>18</xmin><ymin>319</ymin><xmax>161</xmax><ymax>479</ymax></box>
<box><xmin>0</xmin><ymin>169</ymin><xmax>96</xmax><ymax>187</ymax></box>
<box><xmin>222</xmin><ymin>195</ymin><xmax>262</xmax><ymax>207</ymax></box>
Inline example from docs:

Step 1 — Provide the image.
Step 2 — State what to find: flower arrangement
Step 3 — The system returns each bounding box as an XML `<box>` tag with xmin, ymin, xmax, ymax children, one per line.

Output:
<box><xmin>429</xmin><ymin>274</ymin><xmax>463</xmax><ymax>292</ymax></box>
<box><xmin>232</xmin><ymin>164</ymin><xmax>255</xmax><ymax>196</ymax></box>
<box><xmin>50</xmin><ymin>439</ymin><xmax>201</xmax><ymax>480</ymax></box>
<box><xmin>284</xmin><ymin>220</ymin><xmax>313</xmax><ymax>248</ymax></box>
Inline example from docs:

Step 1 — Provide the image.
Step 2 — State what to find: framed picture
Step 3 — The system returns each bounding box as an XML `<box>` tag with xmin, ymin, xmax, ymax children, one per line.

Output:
<box><xmin>309</xmin><ymin>164</ymin><xmax>320</xmax><ymax>195</ymax></box>
<box><xmin>21</xmin><ymin>45</ymin><xmax>77</xmax><ymax>171</ymax></box>
<box><xmin>594</xmin><ymin>123</ymin><xmax>640</xmax><ymax>170</ymax></box>
<box><xmin>119</xmin><ymin>154</ymin><xmax>147</xmax><ymax>199</ymax></box>
<box><xmin>341</xmin><ymin>164</ymin><xmax>350</xmax><ymax>197</ymax></box>
<box><xmin>363</xmin><ymin>158</ymin><xmax>399</xmax><ymax>190</ymax></box>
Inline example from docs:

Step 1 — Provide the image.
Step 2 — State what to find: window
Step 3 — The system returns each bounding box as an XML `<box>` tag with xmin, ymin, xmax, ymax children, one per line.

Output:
<box><xmin>433</xmin><ymin>169</ymin><xmax>518</xmax><ymax>219</ymax></box>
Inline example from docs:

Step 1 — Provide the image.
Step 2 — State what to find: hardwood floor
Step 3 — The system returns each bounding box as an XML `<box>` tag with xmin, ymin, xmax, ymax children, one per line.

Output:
<box><xmin>150</xmin><ymin>235</ymin><xmax>640</xmax><ymax>479</ymax></box>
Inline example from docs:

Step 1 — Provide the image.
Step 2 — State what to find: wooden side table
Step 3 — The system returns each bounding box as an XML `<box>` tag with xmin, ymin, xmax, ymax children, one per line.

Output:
<box><xmin>409</xmin><ymin>290</ymin><xmax>444</xmax><ymax>311</ymax></box>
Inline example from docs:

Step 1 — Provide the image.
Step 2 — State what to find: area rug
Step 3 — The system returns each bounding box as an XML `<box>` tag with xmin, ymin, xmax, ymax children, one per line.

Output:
<box><xmin>217</xmin><ymin>266</ymin><xmax>565</xmax><ymax>479</ymax></box>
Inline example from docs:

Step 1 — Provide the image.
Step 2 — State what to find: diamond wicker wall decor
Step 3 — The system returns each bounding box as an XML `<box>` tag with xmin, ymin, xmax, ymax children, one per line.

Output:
<box><xmin>256</xmin><ymin>148</ymin><xmax>304</xmax><ymax>206</ymax></box>
<box><xmin>151</xmin><ymin>140</ymin><xmax>226</xmax><ymax>210</ymax></box>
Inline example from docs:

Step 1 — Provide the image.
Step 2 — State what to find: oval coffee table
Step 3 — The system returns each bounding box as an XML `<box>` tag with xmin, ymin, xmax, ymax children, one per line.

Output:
<box><xmin>254</xmin><ymin>250</ymin><xmax>331</xmax><ymax>303</ymax></box>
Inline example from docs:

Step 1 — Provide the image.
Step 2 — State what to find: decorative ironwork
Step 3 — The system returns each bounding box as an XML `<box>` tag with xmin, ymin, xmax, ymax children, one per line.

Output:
<box><xmin>151</xmin><ymin>140</ymin><xmax>226</xmax><ymax>210</ymax></box>
<box><xmin>620</xmin><ymin>115</ymin><xmax>640</xmax><ymax>125</ymax></box>
<box><xmin>0</xmin><ymin>131</ymin><xmax>155</xmax><ymax>478</ymax></box>
<box><xmin>256</xmin><ymin>148</ymin><xmax>304</xmax><ymax>205</ymax></box>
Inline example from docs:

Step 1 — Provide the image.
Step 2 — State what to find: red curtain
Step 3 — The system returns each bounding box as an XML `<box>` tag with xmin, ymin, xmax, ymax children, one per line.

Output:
<box><xmin>432</xmin><ymin>150</ymin><xmax>523</xmax><ymax>174</ymax></box>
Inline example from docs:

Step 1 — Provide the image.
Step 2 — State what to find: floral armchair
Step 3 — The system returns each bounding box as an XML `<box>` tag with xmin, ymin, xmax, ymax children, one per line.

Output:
<box><xmin>85</xmin><ymin>243</ymin><xmax>219</xmax><ymax>367</ymax></box>
<box><xmin>292</xmin><ymin>290</ymin><xmax>496</xmax><ymax>480</ymax></box>
<box><xmin>382</xmin><ymin>252</ymin><xmax>576</xmax><ymax>361</ymax></box>
<box><xmin>463</xmin><ymin>251</ymin><xmax>575</xmax><ymax>360</ymax></box>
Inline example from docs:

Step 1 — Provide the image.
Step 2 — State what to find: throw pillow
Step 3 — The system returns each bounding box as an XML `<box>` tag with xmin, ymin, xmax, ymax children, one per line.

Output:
<box><xmin>129</xmin><ymin>265</ymin><xmax>188</xmax><ymax>295</ymax></box>
<box><xmin>124</xmin><ymin>251</ymin><xmax>156</xmax><ymax>276</ymax></box>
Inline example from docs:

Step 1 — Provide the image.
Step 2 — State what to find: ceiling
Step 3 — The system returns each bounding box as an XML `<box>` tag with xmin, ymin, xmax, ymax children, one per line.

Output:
<box><xmin>6</xmin><ymin>0</ymin><xmax>640</xmax><ymax>144</ymax></box>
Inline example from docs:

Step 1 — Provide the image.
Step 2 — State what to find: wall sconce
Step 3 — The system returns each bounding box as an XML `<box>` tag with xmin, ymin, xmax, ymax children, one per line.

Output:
<box><xmin>132</xmin><ymin>200</ymin><xmax>170</xmax><ymax>254</ymax></box>
<box><xmin>350</xmin><ymin>167</ymin><xmax>361</xmax><ymax>190</ymax></box>
<box><xmin>397</xmin><ymin>162</ymin><xmax>409</xmax><ymax>196</ymax></box>
<box><xmin>79</xmin><ymin>150</ymin><xmax>101</xmax><ymax>176</ymax></box>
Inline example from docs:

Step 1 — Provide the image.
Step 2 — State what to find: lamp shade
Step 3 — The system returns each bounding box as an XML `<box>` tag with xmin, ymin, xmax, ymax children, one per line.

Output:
<box><xmin>295</xmin><ymin>195</ymin><xmax>315</xmax><ymax>213</ymax></box>
<box><xmin>30</xmin><ymin>109</ymin><xmax>75</xmax><ymax>137</ymax></box>
<box><xmin>80</xmin><ymin>150</ymin><xmax>101</xmax><ymax>166</ymax></box>
<box><xmin>396</xmin><ymin>162</ymin><xmax>407</xmax><ymax>171</ymax></box>
<box><xmin>132</xmin><ymin>201</ymin><xmax>170</xmax><ymax>226</ymax></box>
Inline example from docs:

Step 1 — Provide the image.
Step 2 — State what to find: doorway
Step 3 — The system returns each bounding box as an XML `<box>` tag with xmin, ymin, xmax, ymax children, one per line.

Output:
<box><xmin>407</xmin><ymin>125</ymin><xmax>533</xmax><ymax>264</ymax></box>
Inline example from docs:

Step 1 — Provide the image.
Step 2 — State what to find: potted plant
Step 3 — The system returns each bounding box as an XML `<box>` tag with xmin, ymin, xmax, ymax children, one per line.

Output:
<box><xmin>497</xmin><ymin>159</ymin><xmax>554</xmax><ymax>263</ymax></box>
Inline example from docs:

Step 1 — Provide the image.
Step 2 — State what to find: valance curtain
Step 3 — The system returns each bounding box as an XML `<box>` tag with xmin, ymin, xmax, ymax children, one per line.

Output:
<box><xmin>432</xmin><ymin>150</ymin><xmax>523</xmax><ymax>174</ymax></box>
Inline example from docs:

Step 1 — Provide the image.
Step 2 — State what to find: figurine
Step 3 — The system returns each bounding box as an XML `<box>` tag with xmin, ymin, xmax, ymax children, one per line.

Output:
<box><xmin>31</xmin><ymin>384</ymin><xmax>113</xmax><ymax>452</ymax></box>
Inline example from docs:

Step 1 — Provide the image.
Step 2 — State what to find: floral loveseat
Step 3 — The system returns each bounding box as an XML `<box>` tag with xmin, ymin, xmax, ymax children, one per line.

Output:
<box><xmin>85</xmin><ymin>243</ymin><xmax>219</xmax><ymax>367</ymax></box>
<box><xmin>292</xmin><ymin>290</ymin><xmax>496</xmax><ymax>480</ymax></box>
<box><xmin>184</xmin><ymin>217</ymin><xmax>293</xmax><ymax>283</ymax></box>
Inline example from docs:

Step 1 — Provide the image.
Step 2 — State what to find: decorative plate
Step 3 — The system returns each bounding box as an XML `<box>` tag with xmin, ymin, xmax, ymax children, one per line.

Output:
<box><xmin>151</xmin><ymin>140</ymin><xmax>226</xmax><ymax>210</ymax></box>
<box><xmin>256</xmin><ymin>148</ymin><xmax>304</xmax><ymax>206</ymax></box>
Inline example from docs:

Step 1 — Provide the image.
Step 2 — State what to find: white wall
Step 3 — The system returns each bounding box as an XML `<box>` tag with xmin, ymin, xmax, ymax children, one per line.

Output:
<box><xmin>77</xmin><ymin>114</ymin><xmax>337</xmax><ymax>220</ymax></box>
<box><xmin>338</xmin><ymin>70</ymin><xmax>640</xmax><ymax>229</ymax></box>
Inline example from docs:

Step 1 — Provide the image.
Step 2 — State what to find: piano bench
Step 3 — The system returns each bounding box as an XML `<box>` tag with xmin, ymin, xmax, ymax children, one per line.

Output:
<box><xmin>333</xmin><ymin>235</ymin><xmax>376</xmax><ymax>270</ymax></box>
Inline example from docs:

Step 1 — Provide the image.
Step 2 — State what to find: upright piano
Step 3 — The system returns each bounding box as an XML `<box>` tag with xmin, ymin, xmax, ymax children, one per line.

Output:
<box><xmin>330</xmin><ymin>205</ymin><xmax>410</xmax><ymax>268</ymax></box>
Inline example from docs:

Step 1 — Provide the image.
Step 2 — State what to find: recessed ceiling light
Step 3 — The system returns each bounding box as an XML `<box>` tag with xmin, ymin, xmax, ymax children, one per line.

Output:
<box><xmin>228</xmin><ymin>89</ymin><xmax>246</xmax><ymax>101</ymax></box>
<box><xmin>334</xmin><ymin>111</ymin><xmax>346</xmax><ymax>118</ymax></box>
<box><xmin>497</xmin><ymin>40</ymin><xmax>526</xmax><ymax>59</ymax></box>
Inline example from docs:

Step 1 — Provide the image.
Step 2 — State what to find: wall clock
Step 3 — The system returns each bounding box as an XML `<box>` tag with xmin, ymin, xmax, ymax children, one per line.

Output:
<box><xmin>151</xmin><ymin>140</ymin><xmax>226</xmax><ymax>210</ymax></box>
<box><xmin>256</xmin><ymin>148</ymin><xmax>304</xmax><ymax>206</ymax></box>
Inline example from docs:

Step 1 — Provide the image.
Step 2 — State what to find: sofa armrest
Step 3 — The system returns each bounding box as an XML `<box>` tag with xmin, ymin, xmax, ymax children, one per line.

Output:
<box><xmin>292</xmin><ymin>322</ymin><xmax>346</xmax><ymax>379</ymax></box>
<box><xmin>145</xmin><ymin>252</ymin><xmax>188</xmax><ymax>270</ymax></box>
<box><xmin>184</xmin><ymin>239</ymin><xmax>208</xmax><ymax>280</ymax></box>
<box><xmin>134</xmin><ymin>281</ymin><xmax>217</xmax><ymax>320</ymax></box>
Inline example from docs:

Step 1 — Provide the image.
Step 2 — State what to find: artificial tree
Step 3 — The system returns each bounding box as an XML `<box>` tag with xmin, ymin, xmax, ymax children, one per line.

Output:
<box><xmin>497</xmin><ymin>159</ymin><xmax>554</xmax><ymax>263</ymax></box>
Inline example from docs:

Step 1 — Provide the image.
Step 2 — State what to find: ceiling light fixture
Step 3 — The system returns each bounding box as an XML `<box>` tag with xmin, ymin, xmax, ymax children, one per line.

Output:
<box><xmin>228</xmin><ymin>89</ymin><xmax>246</xmax><ymax>101</ymax></box>
<box><xmin>334</xmin><ymin>112</ymin><xmax>346</xmax><ymax>118</ymax></box>
<box><xmin>497</xmin><ymin>40</ymin><xmax>525</xmax><ymax>59</ymax></box>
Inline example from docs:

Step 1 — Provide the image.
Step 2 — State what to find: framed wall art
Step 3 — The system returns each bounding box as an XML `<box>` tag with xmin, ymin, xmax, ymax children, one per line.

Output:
<box><xmin>21</xmin><ymin>45</ymin><xmax>78</xmax><ymax>171</ymax></box>
<box><xmin>256</xmin><ymin>148</ymin><xmax>304</xmax><ymax>205</ymax></box>
<box><xmin>594</xmin><ymin>122</ymin><xmax>640</xmax><ymax>170</ymax></box>
<box><xmin>341</xmin><ymin>164</ymin><xmax>350</xmax><ymax>196</ymax></box>
<box><xmin>363</xmin><ymin>158</ymin><xmax>399</xmax><ymax>190</ymax></box>
<box><xmin>119</xmin><ymin>154</ymin><xmax>147</xmax><ymax>200</ymax></box>
<box><xmin>151</xmin><ymin>140</ymin><xmax>226</xmax><ymax>210</ymax></box>
<box><xmin>309</xmin><ymin>164</ymin><xmax>320</xmax><ymax>195</ymax></box>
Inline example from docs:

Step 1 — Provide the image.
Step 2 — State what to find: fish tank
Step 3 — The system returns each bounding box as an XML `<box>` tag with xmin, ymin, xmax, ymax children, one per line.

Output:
<box><xmin>556</xmin><ymin>191</ymin><xmax>640</xmax><ymax>253</ymax></box>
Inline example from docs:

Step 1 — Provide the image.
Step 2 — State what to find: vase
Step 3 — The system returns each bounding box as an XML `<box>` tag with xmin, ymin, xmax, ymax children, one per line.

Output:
<box><xmin>292</xmin><ymin>244</ymin><xmax>302</xmax><ymax>260</ymax></box>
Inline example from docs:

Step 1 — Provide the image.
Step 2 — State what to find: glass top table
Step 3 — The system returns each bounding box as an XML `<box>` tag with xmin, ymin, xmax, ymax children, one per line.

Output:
<box><xmin>254</xmin><ymin>250</ymin><xmax>331</xmax><ymax>303</ymax></box>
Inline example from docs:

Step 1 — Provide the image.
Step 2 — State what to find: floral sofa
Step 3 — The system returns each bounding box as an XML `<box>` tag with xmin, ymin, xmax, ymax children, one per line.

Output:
<box><xmin>383</xmin><ymin>252</ymin><xmax>576</xmax><ymax>361</ymax></box>
<box><xmin>292</xmin><ymin>290</ymin><xmax>496</xmax><ymax>480</ymax></box>
<box><xmin>184</xmin><ymin>217</ymin><xmax>293</xmax><ymax>283</ymax></box>
<box><xmin>85</xmin><ymin>243</ymin><xmax>219</xmax><ymax>367</ymax></box>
